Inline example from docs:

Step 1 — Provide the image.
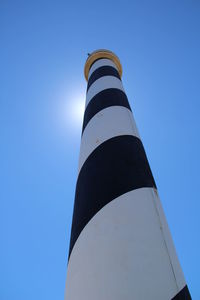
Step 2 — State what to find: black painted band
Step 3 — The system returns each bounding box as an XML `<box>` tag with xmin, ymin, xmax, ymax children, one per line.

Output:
<box><xmin>82</xmin><ymin>89</ymin><xmax>131</xmax><ymax>133</ymax></box>
<box><xmin>68</xmin><ymin>135</ymin><xmax>156</xmax><ymax>259</ymax></box>
<box><xmin>87</xmin><ymin>66</ymin><xmax>120</xmax><ymax>91</ymax></box>
<box><xmin>171</xmin><ymin>285</ymin><xmax>191</xmax><ymax>300</ymax></box>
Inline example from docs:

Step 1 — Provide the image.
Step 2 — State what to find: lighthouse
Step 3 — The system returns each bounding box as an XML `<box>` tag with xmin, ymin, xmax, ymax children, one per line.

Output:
<box><xmin>65</xmin><ymin>50</ymin><xmax>191</xmax><ymax>300</ymax></box>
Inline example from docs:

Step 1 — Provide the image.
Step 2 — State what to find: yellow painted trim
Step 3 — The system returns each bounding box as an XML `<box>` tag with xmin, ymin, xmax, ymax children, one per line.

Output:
<box><xmin>84</xmin><ymin>49</ymin><xmax>122</xmax><ymax>81</ymax></box>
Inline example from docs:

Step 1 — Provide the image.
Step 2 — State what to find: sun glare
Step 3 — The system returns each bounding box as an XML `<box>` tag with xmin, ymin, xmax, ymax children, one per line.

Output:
<box><xmin>62</xmin><ymin>89</ymin><xmax>85</xmax><ymax>133</ymax></box>
<box><xmin>69</xmin><ymin>95</ymin><xmax>85</xmax><ymax>126</ymax></box>
<box><xmin>55</xmin><ymin>82</ymin><xmax>86</xmax><ymax>137</ymax></box>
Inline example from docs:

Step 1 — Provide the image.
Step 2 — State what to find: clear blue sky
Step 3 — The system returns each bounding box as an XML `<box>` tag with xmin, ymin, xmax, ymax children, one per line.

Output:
<box><xmin>1</xmin><ymin>0</ymin><xmax>199</xmax><ymax>299</ymax></box>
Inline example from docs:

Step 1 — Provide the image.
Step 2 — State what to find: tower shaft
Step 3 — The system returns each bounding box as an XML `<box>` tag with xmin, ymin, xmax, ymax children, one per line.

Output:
<box><xmin>65</xmin><ymin>50</ymin><xmax>191</xmax><ymax>300</ymax></box>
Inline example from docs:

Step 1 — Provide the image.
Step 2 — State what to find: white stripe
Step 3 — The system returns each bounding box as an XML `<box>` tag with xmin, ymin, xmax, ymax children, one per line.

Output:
<box><xmin>151</xmin><ymin>188</ymin><xmax>186</xmax><ymax>291</ymax></box>
<box><xmin>78</xmin><ymin>106</ymin><xmax>140</xmax><ymax>173</ymax></box>
<box><xmin>88</xmin><ymin>58</ymin><xmax>118</xmax><ymax>79</ymax></box>
<box><xmin>65</xmin><ymin>187</ymin><xmax>185</xmax><ymax>300</ymax></box>
<box><xmin>86</xmin><ymin>76</ymin><xmax>124</xmax><ymax>107</ymax></box>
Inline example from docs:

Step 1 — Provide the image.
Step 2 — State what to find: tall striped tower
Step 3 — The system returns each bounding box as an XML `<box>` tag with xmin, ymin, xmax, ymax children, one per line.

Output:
<box><xmin>65</xmin><ymin>50</ymin><xmax>191</xmax><ymax>300</ymax></box>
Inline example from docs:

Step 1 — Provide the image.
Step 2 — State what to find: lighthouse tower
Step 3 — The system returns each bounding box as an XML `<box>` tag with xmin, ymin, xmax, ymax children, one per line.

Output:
<box><xmin>65</xmin><ymin>50</ymin><xmax>191</xmax><ymax>300</ymax></box>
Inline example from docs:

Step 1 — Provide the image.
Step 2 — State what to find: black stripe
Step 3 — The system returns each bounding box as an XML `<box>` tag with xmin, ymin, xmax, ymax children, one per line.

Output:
<box><xmin>171</xmin><ymin>285</ymin><xmax>191</xmax><ymax>300</ymax></box>
<box><xmin>87</xmin><ymin>66</ymin><xmax>120</xmax><ymax>91</ymax></box>
<box><xmin>68</xmin><ymin>135</ymin><xmax>156</xmax><ymax>259</ymax></box>
<box><xmin>82</xmin><ymin>89</ymin><xmax>131</xmax><ymax>133</ymax></box>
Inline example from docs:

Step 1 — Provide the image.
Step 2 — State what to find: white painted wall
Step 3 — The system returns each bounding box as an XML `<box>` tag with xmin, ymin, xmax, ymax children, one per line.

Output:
<box><xmin>79</xmin><ymin>106</ymin><xmax>140</xmax><ymax>172</ymax></box>
<box><xmin>65</xmin><ymin>188</ymin><xmax>185</xmax><ymax>300</ymax></box>
<box><xmin>88</xmin><ymin>58</ymin><xmax>118</xmax><ymax>79</ymax></box>
<box><xmin>86</xmin><ymin>76</ymin><xmax>124</xmax><ymax>107</ymax></box>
